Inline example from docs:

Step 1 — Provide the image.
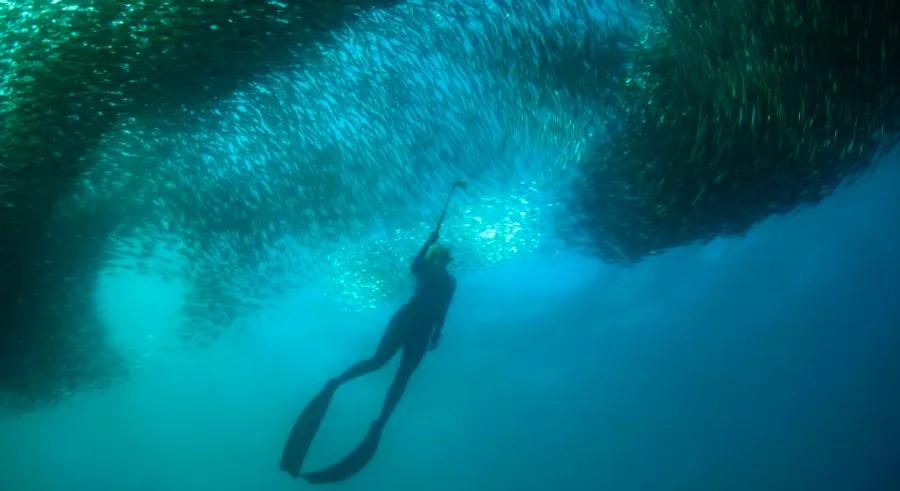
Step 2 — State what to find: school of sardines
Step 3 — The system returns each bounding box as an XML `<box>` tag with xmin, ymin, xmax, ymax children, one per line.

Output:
<box><xmin>1</xmin><ymin>0</ymin><xmax>897</xmax><ymax>408</ymax></box>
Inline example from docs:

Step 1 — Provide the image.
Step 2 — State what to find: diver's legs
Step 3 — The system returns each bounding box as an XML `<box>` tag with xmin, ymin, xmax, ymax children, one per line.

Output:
<box><xmin>332</xmin><ymin>312</ymin><xmax>407</xmax><ymax>386</ymax></box>
<box><xmin>373</xmin><ymin>335</ymin><xmax>428</xmax><ymax>428</ymax></box>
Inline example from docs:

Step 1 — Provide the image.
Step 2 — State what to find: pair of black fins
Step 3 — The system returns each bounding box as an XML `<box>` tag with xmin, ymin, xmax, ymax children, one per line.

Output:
<box><xmin>280</xmin><ymin>382</ymin><xmax>382</xmax><ymax>484</ymax></box>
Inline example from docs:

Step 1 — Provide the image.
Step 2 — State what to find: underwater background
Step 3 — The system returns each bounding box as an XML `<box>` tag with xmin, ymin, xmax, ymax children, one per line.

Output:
<box><xmin>1</xmin><ymin>1</ymin><xmax>899</xmax><ymax>490</ymax></box>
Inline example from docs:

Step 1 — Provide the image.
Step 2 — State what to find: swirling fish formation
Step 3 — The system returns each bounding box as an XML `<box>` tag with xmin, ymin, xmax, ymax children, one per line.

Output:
<box><xmin>1</xmin><ymin>0</ymin><xmax>897</xmax><ymax>408</ymax></box>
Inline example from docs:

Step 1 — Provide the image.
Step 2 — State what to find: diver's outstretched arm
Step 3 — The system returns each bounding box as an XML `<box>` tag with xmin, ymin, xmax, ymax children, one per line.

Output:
<box><xmin>411</xmin><ymin>228</ymin><xmax>440</xmax><ymax>275</ymax></box>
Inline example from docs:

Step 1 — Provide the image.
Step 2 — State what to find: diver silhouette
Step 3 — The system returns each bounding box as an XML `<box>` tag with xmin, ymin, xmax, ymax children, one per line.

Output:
<box><xmin>329</xmin><ymin>226</ymin><xmax>456</xmax><ymax>425</ymax></box>
<box><xmin>281</xmin><ymin>182</ymin><xmax>464</xmax><ymax>484</ymax></box>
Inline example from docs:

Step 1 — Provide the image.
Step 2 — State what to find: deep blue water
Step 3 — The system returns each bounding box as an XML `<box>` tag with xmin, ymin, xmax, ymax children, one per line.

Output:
<box><xmin>1</xmin><ymin>151</ymin><xmax>898</xmax><ymax>490</ymax></box>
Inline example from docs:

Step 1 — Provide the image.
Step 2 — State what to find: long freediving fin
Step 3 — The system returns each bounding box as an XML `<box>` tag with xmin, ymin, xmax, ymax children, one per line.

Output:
<box><xmin>302</xmin><ymin>423</ymin><xmax>383</xmax><ymax>484</ymax></box>
<box><xmin>280</xmin><ymin>382</ymin><xmax>338</xmax><ymax>478</ymax></box>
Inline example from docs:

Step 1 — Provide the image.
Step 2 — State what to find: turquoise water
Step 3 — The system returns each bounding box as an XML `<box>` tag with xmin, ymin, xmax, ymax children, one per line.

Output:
<box><xmin>1</xmin><ymin>1</ymin><xmax>899</xmax><ymax>489</ymax></box>
<box><xmin>2</xmin><ymin>154</ymin><xmax>898</xmax><ymax>490</ymax></box>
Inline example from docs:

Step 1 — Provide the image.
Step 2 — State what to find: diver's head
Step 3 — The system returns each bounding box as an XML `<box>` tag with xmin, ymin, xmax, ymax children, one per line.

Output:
<box><xmin>427</xmin><ymin>243</ymin><xmax>453</xmax><ymax>268</ymax></box>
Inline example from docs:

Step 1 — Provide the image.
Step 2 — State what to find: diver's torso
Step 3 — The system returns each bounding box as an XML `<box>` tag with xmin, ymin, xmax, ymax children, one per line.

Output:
<box><xmin>404</xmin><ymin>269</ymin><xmax>454</xmax><ymax>323</ymax></box>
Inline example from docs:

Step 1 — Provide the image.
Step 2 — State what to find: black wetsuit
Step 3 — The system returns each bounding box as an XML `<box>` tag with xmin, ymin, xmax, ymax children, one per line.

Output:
<box><xmin>332</xmin><ymin>234</ymin><xmax>456</xmax><ymax>428</ymax></box>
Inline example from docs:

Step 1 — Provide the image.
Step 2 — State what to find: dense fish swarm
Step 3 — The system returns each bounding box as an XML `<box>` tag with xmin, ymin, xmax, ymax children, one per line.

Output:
<box><xmin>577</xmin><ymin>0</ymin><xmax>900</xmax><ymax>260</ymax></box>
<box><xmin>0</xmin><ymin>0</ymin><xmax>404</xmax><ymax>408</ymax></box>
<box><xmin>1</xmin><ymin>0</ymin><xmax>624</xmax><ymax>408</ymax></box>
<box><xmin>1</xmin><ymin>0</ymin><xmax>400</xmax><ymax>228</ymax></box>
<box><xmin>80</xmin><ymin>0</ymin><xmax>622</xmax><ymax>340</ymax></box>
<box><xmin>2</xmin><ymin>0</ymin><xmax>898</xmax><ymax>408</ymax></box>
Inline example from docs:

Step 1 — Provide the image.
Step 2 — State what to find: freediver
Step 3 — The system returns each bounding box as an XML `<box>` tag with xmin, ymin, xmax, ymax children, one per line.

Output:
<box><xmin>326</xmin><ymin>225</ymin><xmax>456</xmax><ymax>431</ymax></box>
<box><xmin>281</xmin><ymin>181</ymin><xmax>464</xmax><ymax>484</ymax></box>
